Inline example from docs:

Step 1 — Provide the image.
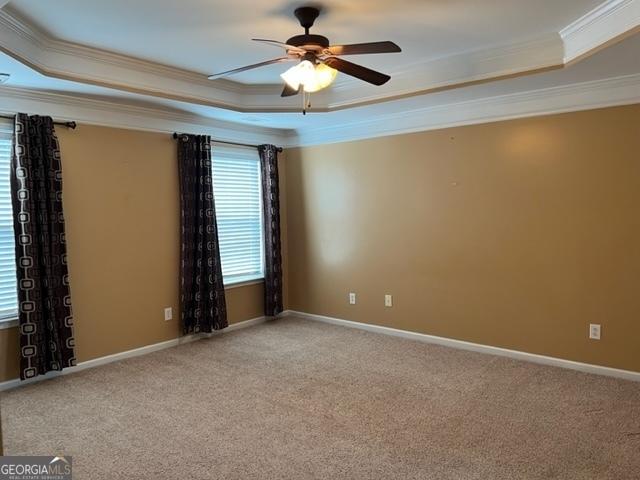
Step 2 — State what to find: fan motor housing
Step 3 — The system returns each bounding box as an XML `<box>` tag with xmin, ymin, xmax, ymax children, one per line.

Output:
<box><xmin>286</xmin><ymin>34</ymin><xmax>330</xmax><ymax>51</ymax></box>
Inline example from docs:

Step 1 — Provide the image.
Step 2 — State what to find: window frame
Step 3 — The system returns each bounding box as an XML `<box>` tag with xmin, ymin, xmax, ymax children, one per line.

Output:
<box><xmin>0</xmin><ymin>119</ymin><xmax>18</xmax><ymax>328</ymax></box>
<box><xmin>211</xmin><ymin>144</ymin><xmax>265</xmax><ymax>288</ymax></box>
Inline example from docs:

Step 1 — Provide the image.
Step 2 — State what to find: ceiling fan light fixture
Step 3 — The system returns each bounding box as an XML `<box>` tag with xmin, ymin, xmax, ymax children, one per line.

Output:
<box><xmin>280</xmin><ymin>60</ymin><xmax>337</xmax><ymax>93</ymax></box>
<box><xmin>303</xmin><ymin>63</ymin><xmax>337</xmax><ymax>93</ymax></box>
<box><xmin>281</xmin><ymin>60</ymin><xmax>315</xmax><ymax>90</ymax></box>
<box><xmin>209</xmin><ymin>5</ymin><xmax>400</xmax><ymax>109</ymax></box>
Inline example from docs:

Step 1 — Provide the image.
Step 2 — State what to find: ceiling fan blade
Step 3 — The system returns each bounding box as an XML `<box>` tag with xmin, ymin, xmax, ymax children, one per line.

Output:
<box><xmin>281</xmin><ymin>83</ymin><xmax>301</xmax><ymax>97</ymax></box>
<box><xmin>252</xmin><ymin>38</ymin><xmax>306</xmax><ymax>54</ymax></box>
<box><xmin>322</xmin><ymin>57</ymin><xmax>391</xmax><ymax>86</ymax></box>
<box><xmin>326</xmin><ymin>41</ymin><xmax>401</xmax><ymax>56</ymax></box>
<box><xmin>208</xmin><ymin>57</ymin><xmax>291</xmax><ymax>80</ymax></box>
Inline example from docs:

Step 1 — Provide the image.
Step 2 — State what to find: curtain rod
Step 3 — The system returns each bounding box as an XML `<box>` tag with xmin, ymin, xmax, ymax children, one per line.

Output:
<box><xmin>172</xmin><ymin>132</ymin><xmax>283</xmax><ymax>153</ymax></box>
<box><xmin>0</xmin><ymin>114</ymin><xmax>77</xmax><ymax>130</ymax></box>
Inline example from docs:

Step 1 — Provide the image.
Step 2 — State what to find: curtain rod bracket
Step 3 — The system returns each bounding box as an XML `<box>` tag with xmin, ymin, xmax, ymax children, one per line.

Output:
<box><xmin>172</xmin><ymin>132</ymin><xmax>283</xmax><ymax>152</ymax></box>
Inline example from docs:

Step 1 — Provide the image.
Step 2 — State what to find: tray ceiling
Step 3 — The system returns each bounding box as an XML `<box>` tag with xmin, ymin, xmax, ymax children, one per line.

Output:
<box><xmin>10</xmin><ymin>0</ymin><xmax>602</xmax><ymax>82</ymax></box>
<box><xmin>0</xmin><ymin>0</ymin><xmax>639</xmax><ymax>146</ymax></box>
<box><xmin>1</xmin><ymin>0</ymin><xmax>638</xmax><ymax>112</ymax></box>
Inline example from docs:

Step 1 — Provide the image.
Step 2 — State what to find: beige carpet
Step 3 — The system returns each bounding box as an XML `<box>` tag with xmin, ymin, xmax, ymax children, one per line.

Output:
<box><xmin>2</xmin><ymin>316</ymin><xmax>640</xmax><ymax>479</ymax></box>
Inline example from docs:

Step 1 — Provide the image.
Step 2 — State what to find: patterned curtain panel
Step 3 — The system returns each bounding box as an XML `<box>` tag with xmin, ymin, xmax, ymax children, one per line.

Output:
<box><xmin>11</xmin><ymin>114</ymin><xmax>76</xmax><ymax>381</ymax></box>
<box><xmin>258</xmin><ymin>145</ymin><xmax>283</xmax><ymax>317</ymax></box>
<box><xmin>177</xmin><ymin>134</ymin><xmax>227</xmax><ymax>333</ymax></box>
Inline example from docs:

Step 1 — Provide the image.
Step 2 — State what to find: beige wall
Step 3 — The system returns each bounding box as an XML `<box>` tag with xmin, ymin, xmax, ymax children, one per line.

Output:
<box><xmin>285</xmin><ymin>104</ymin><xmax>640</xmax><ymax>373</ymax></box>
<box><xmin>0</xmin><ymin>124</ymin><xmax>284</xmax><ymax>382</ymax></box>
<box><xmin>2</xmin><ymin>104</ymin><xmax>639</xmax><ymax>384</ymax></box>
<box><xmin>0</xmin><ymin>328</ymin><xmax>19</xmax><ymax>383</ymax></box>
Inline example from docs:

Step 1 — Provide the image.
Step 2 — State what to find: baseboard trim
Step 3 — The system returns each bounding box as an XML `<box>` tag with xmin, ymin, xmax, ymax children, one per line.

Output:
<box><xmin>0</xmin><ymin>315</ymin><xmax>270</xmax><ymax>392</ymax></box>
<box><xmin>282</xmin><ymin>310</ymin><xmax>640</xmax><ymax>382</ymax></box>
<box><xmin>3</xmin><ymin>311</ymin><xmax>637</xmax><ymax>391</ymax></box>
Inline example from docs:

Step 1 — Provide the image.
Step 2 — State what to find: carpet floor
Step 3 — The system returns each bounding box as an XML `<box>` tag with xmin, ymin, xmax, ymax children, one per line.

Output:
<box><xmin>2</xmin><ymin>316</ymin><xmax>640</xmax><ymax>479</ymax></box>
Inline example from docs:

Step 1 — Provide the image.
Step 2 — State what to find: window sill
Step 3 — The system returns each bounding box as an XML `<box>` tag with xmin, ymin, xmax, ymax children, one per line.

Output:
<box><xmin>224</xmin><ymin>278</ymin><xmax>264</xmax><ymax>290</ymax></box>
<box><xmin>0</xmin><ymin>317</ymin><xmax>18</xmax><ymax>330</ymax></box>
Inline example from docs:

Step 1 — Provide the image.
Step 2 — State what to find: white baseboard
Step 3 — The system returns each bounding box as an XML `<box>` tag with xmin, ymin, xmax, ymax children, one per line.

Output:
<box><xmin>281</xmin><ymin>310</ymin><xmax>640</xmax><ymax>382</ymax></box>
<box><xmin>3</xmin><ymin>311</ymin><xmax>637</xmax><ymax>391</ymax></box>
<box><xmin>0</xmin><ymin>315</ymin><xmax>270</xmax><ymax>392</ymax></box>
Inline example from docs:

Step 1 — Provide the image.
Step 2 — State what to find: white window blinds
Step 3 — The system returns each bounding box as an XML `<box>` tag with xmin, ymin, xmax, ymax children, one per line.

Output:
<box><xmin>211</xmin><ymin>145</ymin><xmax>264</xmax><ymax>285</ymax></box>
<box><xmin>0</xmin><ymin>121</ymin><xmax>18</xmax><ymax>320</ymax></box>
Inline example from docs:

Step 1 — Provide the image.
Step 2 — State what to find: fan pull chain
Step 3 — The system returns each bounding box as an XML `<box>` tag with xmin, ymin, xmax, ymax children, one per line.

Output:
<box><xmin>302</xmin><ymin>90</ymin><xmax>312</xmax><ymax>115</ymax></box>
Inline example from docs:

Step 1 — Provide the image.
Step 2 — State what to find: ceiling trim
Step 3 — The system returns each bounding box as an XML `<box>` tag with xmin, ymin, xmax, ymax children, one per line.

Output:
<box><xmin>290</xmin><ymin>74</ymin><xmax>640</xmax><ymax>146</ymax></box>
<box><xmin>1</xmin><ymin>2</ymin><xmax>638</xmax><ymax>112</ymax></box>
<box><xmin>0</xmin><ymin>7</ymin><xmax>296</xmax><ymax>112</ymax></box>
<box><xmin>318</xmin><ymin>33</ymin><xmax>564</xmax><ymax>110</ymax></box>
<box><xmin>0</xmin><ymin>85</ymin><xmax>293</xmax><ymax>146</ymax></box>
<box><xmin>561</xmin><ymin>0</ymin><xmax>640</xmax><ymax>62</ymax></box>
<box><xmin>1</xmin><ymin>73</ymin><xmax>638</xmax><ymax>149</ymax></box>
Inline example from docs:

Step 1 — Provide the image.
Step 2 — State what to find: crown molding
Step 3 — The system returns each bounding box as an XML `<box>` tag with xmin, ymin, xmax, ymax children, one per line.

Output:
<box><xmin>3</xmin><ymin>3</ymin><xmax>636</xmax><ymax>113</ymax></box>
<box><xmin>0</xmin><ymin>7</ymin><xmax>299</xmax><ymax>112</ymax></box>
<box><xmin>0</xmin><ymin>85</ymin><xmax>293</xmax><ymax>146</ymax></box>
<box><xmin>561</xmin><ymin>0</ymin><xmax>640</xmax><ymax>63</ymax></box>
<box><xmin>1</xmin><ymin>72</ymin><xmax>637</xmax><ymax>149</ymax></box>
<box><xmin>317</xmin><ymin>34</ymin><xmax>564</xmax><ymax>109</ymax></box>
<box><xmin>289</xmin><ymin>74</ymin><xmax>640</xmax><ymax>146</ymax></box>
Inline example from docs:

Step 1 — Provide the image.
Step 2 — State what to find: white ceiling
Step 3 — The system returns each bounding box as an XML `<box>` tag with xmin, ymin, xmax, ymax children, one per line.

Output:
<box><xmin>9</xmin><ymin>0</ymin><xmax>602</xmax><ymax>83</ymax></box>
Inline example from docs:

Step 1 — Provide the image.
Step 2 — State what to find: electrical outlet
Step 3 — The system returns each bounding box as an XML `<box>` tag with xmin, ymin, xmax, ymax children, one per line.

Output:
<box><xmin>349</xmin><ymin>293</ymin><xmax>356</xmax><ymax>305</ymax></box>
<box><xmin>385</xmin><ymin>294</ymin><xmax>393</xmax><ymax>307</ymax></box>
<box><xmin>164</xmin><ymin>307</ymin><xmax>173</xmax><ymax>321</ymax></box>
<box><xmin>589</xmin><ymin>324</ymin><xmax>601</xmax><ymax>340</ymax></box>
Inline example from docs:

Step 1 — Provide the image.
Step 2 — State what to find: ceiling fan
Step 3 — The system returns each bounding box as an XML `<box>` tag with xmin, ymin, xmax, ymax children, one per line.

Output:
<box><xmin>207</xmin><ymin>6</ymin><xmax>401</xmax><ymax>103</ymax></box>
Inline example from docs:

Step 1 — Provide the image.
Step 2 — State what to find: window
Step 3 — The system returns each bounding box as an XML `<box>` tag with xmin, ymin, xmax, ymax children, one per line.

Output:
<box><xmin>0</xmin><ymin>120</ymin><xmax>18</xmax><ymax>321</ymax></box>
<box><xmin>211</xmin><ymin>145</ymin><xmax>264</xmax><ymax>285</ymax></box>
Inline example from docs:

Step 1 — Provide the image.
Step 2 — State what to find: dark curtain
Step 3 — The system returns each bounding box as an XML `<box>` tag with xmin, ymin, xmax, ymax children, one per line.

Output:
<box><xmin>11</xmin><ymin>114</ymin><xmax>76</xmax><ymax>380</ymax></box>
<box><xmin>177</xmin><ymin>134</ymin><xmax>227</xmax><ymax>333</ymax></box>
<box><xmin>258</xmin><ymin>144</ymin><xmax>283</xmax><ymax>316</ymax></box>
